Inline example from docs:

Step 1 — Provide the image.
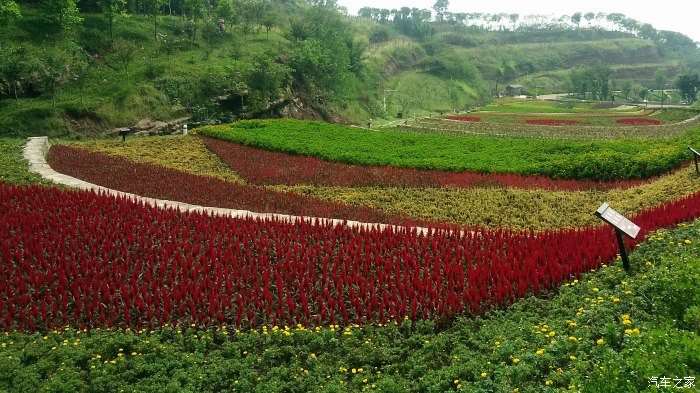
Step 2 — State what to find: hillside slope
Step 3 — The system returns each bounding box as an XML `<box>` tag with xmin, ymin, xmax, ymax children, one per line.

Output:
<box><xmin>0</xmin><ymin>1</ymin><xmax>698</xmax><ymax>136</ymax></box>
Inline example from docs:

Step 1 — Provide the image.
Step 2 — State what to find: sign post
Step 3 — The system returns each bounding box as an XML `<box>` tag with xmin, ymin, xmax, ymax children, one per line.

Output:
<box><xmin>595</xmin><ymin>202</ymin><xmax>641</xmax><ymax>271</ymax></box>
<box><xmin>689</xmin><ymin>146</ymin><xmax>700</xmax><ymax>175</ymax></box>
<box><xmin>117</xmin><ymin>127</ymin><xmax>130</xmax><ymax>142</ymax></box>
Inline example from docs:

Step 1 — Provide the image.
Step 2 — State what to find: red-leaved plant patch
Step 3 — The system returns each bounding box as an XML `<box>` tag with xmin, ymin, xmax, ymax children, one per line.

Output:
<box><xmin>616</xmin><ymin>118</ymin><xmax>663</xmax><ymax>125</ymax></box>
<box><xmin>3</xmin><ymin>183</ymin><xmax>700</xmax><ymax>331</ymax></box>
<box><xmin>444</xmin><ymin>115</ymin><xmax>481</xmax><ymax>122</ymax></box>
<box><xmin>525</xmin><ymin>119</ymin><xmax>584</xmax><ymax>125</ymax></box>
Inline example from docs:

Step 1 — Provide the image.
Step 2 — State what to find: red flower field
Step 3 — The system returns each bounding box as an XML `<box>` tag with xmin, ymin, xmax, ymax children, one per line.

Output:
<box><xmin>2</xmin><ymin>183</ymin><xmax>700</xmax><ymax>332</ymax></box>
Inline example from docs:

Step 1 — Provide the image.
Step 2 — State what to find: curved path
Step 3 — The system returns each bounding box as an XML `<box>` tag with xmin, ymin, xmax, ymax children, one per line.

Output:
<box><xmin>23</xmin><ymin>137</ymin><xmax>432</xmax><ymax>234</ymax></box>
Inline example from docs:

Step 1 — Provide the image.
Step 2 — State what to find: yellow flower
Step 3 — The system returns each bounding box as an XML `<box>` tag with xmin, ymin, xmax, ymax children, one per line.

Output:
<box><xmin>548</xmin><ymin>331</ymin><xmax>556</xmax><ymax>337</ymax></box>
<box><xmin>454</xmin><ymin>380</ymin><xmax>459</xmax><ymax>384</ymax></box>
<box><xmin>535</xmin><ymin>349</ymin><xmax>544</xmax><ymax>356</ymax></box>
<box><xmin>567</xmin><ymin>336</ymin><xmax>577</xmax><ymax>342</ymax></box>
<box><xmin>632</xmin><ymin>328</ymin><xmax>640</xmax><ymax>335</ymax></box>
<box><xmin>593</xmin><ymin>288</ymin><xmax>599</xmax><ymax>292</ymax></box>
<box><xmin>624</xmin><ymin>329</ymin><xmax>633</xmax><ymax>335</ymax></box>
<box><xmin>570</xmin><ymin>355</ymin><xmax>577</xmax><ymax>361</ymax></box>
<box><xmin>546</xmin><ymin>380</ymin><xmax>553</xmax><ymax>385</ymax></box>
<box><xmin>310</xmin><ymin>353</ymin><xmax>317</xmax><ymax>359</ymax></box>
<box><xmin>481</xmin><ymin>372</ymin><xmax>487</xmax><ymax>377</ymax></box>
<box><xmin>597</xmin><ymin>338</ymin><xmax>604</xmax><ymax>345</ymax></box>
<box><xmin>685</xmin><ymin>239</ymin><xmax>692</xmax><ymax>244</ymax></box>
<box><xmin>352</xmin><ymin>368</ymin><xmax>357</xmax><ymax>374</ymax></box>
<box><xmin>514</xmin><ymin>388</ymin><xmax>520</xmax><ymax>393</ymax></box>
<box><xmin>512</xmin><ymin>358</ymin><xmax>520</xmax><ymax>365</ymax></box>
<box><xmin>622</xmin><ymin>319</ymin><xmax>632</xmax><ymax>325</ymax></box>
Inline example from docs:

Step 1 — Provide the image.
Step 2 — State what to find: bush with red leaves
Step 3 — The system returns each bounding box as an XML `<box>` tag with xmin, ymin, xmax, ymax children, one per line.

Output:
<box><xmin>616</xmin><ymin>118</ymin><xmax>663</xmax><ymax>125</ymax></box>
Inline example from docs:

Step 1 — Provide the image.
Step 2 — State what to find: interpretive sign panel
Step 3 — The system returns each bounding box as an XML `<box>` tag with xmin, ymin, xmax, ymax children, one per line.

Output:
<box><xmin>595</xmin><ymin>202</ymin><xmax>640</xmax><ymax>239</ymax></box>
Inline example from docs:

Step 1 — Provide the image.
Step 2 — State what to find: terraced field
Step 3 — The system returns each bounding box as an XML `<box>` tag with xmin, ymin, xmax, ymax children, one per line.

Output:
<box><xmin>2</xmin><ymin>104</ymin><xmax>699</xmax><ymax>392</ymax></box>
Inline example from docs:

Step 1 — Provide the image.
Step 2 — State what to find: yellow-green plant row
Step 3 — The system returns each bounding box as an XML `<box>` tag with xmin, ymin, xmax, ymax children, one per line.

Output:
<box><xmin>70</xmin><ymin>136</ymin><xmax>245</xmax><ymax>183</ymax></box>
<box><xmin>270</xmin><ymin>167</ymin><xmax>700</xmax><ymax>230</ymax></box>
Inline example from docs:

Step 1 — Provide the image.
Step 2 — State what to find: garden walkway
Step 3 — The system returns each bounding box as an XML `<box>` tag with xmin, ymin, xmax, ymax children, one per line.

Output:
<box><xmin>23</xmin><ymin>137</ymin><xmax>432</xmax><ymax>234</ymax></box>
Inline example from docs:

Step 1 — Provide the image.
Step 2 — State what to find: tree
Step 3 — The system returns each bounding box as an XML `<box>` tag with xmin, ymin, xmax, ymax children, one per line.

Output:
<box><xmin>638</xmin><ymin>87</ymin><xmax>649</xmax><ymax>103</ymax></box>
<box><xmin>569</xmin><ymin>67</ymin><xmax>590</xmax><ymax>99</ymax></box>
<box><xmin>42</xmin><ymin>0</ymin><xmax>82</xmax><ymax>33</ymax></box>
<box><xmin>245</xmin><ymin>52</ymin><xmax>291</xmax><ymax>111</ymax></box>
<box><xmin>261</xmin><ymin>12</ymin><xmax>276</xmax><ymax>36</ymax></box>
<box><xmin>70</xmin><ymin>48</ymin><xmax>96</xmax><ymax>105</ymax></box>
<box><xmin>621</xmin><ymin>81</ymin><xmax>632</xmax><ymax>100</ymax></box>
<box><xmin>0</xmin><ymin>0</ymin><xmax>21</xmax><ymax>25</ymax></box>
<box><xmin>0</xmin><ymin>45</ymin><xmax>32</xmax><ymax>100</ymax></box>
<box><xmin>142</xmin><ymin>0</ymin><xmax>165</xmax><ymax>40</ymax></box>
<box><xmin>654</xmin><ymin>68</ymin><xmax>666</xmax><ymax>103</ymax></box>
<box><xmin>111</xmin><ymin>38</ymin><xmax>138</xmax><ymax>82</ymax></box>
<box><xmin>638</xmin><ymin>23</ymin><xmax>657</xmax><ymax>40</ymax></box>
<box><xmin>182</xmin><ymin>0</ymin><xmax>206</xmax><ymax>41</ymax></box>
<box><xmin>286</xmin><ymin>3</ymin><xmax>358</xmax><ymax>105</ymax></box>
<box><xmin>570</xmin><ymin>12</ymin><xmax>581</xmax><ymax>28</ymax></box>
<box><xmin>432</xmin><ymin>0</ymin><xmax>448</xmax><ymax>22</ymax></box>
<box><xmin>98</xmin><ymin>0</ymin><xmax>126</xmax><ymax>43</ymax></box>
<box><xmin>492</xmin><ymin>59</ymin><xmax>517</xmax><ymax>97</ymax></box>
<box><xmin>674</xmin><ymin>74</ymin><xmax>700</xmax><ymax>104</ymax></box>
<box><xmin>508</xmin><ymin>13</ymin><xmax>518</xmax><ymax>30</ymax></box>
<box><xmin>590</xmin><ymin>65</ymin><xmax>612</xmax><ymax>100</ymax></box>
<box><xmin>35</xmin><ymin>49</ymin><xmax>73</xmax><ymax>111</ymax></box>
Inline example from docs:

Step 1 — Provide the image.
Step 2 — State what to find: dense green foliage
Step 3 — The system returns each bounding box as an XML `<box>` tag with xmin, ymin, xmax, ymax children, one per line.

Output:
<box><xmin>198</xmin><ymin>119</ymin><xmax>700</xmax><ymax>181</ymax></box>
<box><xmin>0</xmin><ymin>138</ymin><xmax>53</xmax><ymax>185</ymax></box>
<box><xmin>2</xmin><ymin>0</ymin><xmax>699</xmax><ymax>137</ymax></box>
<box><xmin>1</xmin><ymin>218</ymin><xmax>698</xmax><ymax>392</ymax></box>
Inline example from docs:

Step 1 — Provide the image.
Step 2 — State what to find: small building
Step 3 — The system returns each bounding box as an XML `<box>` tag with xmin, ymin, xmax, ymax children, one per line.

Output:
<box><xmin>505</xmin><ymin>84</ymin><xmax>523</xmax><ymax>97</ymax></box>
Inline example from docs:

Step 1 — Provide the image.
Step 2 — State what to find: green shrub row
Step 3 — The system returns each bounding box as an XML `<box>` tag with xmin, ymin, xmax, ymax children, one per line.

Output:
<box><xmin>198</xmin><ymin>119</ymin><xmax>700</xmax><ymax>181</ymax></box>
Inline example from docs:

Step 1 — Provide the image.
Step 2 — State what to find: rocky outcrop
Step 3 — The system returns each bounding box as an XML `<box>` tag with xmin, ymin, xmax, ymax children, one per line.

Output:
<box><xmin>109</xmin><ymin>117</ymin><xmax>191</xmax><ymax>137</ymax></box>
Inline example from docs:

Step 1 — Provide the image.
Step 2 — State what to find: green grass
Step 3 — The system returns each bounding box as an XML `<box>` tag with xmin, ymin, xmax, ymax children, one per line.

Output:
<box><xmin>0</xmin><ymin>138</ymin><xmax>53</xmax><ymax>185</ymax></box>
<box><xmin>198</xmin><ymin>119</ymin><xmax>700</xmax><ymax>181</ymax></box>
<box><xmin>382</xmin><ymin>71</ymin><xmax>484</xmax><ymax>117</ymax></box>
<box><xmin>1</xmin><ymin>218</ymin><xmax>698</xmax><ymax>392</ymax></box>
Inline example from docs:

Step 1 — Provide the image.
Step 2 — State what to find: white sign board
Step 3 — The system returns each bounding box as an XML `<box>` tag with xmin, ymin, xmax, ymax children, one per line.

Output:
<box><xmin>595</xmin><ymin>202</ymin><xmax>640</xmax><ymax>239</ymax></box>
